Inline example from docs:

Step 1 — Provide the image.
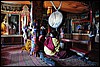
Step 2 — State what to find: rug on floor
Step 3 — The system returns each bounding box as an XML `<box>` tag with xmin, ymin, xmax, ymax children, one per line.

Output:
<box><xmin>51</xmin><ymin>55</ymin><xmax>99</xmax><ymax>66</ymax></box>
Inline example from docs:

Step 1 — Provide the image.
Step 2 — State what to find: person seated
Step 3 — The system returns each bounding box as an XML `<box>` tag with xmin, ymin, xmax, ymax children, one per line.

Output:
<box><xmin>30</xmin><ymin>36</ymin><xmax>39</xmax><ymax>56</ymax></box>
<box><xmin>38</xmin><ymin>34</ymin><xmax>45</xmax><ymax>51</ymax></box>
<box><xmin>37</xmin><ymin>24</ymin><xmax>47</xmax><ymax>52</ymax></box>
<box><xmin>37</xmin><ymin>31</ymin><xmax>46</xmax><ymax>58</ymax></box>
<box><xmin>29</xmin><ymin>29</ymin><xmax>39</xmax><ymax>56</ymax></box>
<box><xmin>44</xmin><ymin>30</ymin><xmax>67</xmax><ymax>59</ymax></box>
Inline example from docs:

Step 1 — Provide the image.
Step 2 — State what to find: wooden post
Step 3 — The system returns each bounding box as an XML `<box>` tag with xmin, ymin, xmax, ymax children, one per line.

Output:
<box><xmin>33</xmin><ymin>1</ymin><xmax>43</xmax><ymax>21</ymax></box>
<box><xmin>32</xmin><ymin>1</ymin><xmax>43</xmax><ymax>38</ymax></box>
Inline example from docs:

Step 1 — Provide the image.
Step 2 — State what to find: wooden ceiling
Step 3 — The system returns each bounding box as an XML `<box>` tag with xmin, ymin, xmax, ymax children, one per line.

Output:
<box><xmin>1</xmin><ymin>1</ymin><xmax>89</xmax><ymax>13</ymax></box>
<box><xmin>1</xmin><ymin>1</ymin><xmax>31</xmax><ymax>4</ymax></box>
<box><xmin>44</xmin><ymin>1</ymin><xmax>89</xmax><ymax>13</ymax></box>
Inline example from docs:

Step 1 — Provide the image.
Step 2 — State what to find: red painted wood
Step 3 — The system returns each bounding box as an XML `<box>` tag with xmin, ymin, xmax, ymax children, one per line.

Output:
<box><xmin>70</xmin><ymin>48</ymin><xmax>89</xmax><ymax>54</ymax></box>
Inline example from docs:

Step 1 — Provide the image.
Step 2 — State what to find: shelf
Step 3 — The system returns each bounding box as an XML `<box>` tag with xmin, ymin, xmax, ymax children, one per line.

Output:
<box><xmin>1</xmin><ymin>35</ymin><xmax>24</xmax><ymax>45</ymax></box>
<box><xmin>1</xmin><ymin>35</ymin><xmax>23</xmax><ymax>37</ymax></box>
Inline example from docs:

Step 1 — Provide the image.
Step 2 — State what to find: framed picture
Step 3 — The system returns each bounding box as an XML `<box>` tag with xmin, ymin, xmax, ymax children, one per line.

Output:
<box><xmin>8</xmin><ymin>14</ymin><xmax>20</xmax><ymax>35</ymax></box>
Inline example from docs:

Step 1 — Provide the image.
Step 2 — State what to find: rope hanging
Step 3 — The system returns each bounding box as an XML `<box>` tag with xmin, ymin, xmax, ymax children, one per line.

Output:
<box><xmin>50</xmin><ymin>1</ymin><xmax>62</xmax><ymax>11</ymax></box>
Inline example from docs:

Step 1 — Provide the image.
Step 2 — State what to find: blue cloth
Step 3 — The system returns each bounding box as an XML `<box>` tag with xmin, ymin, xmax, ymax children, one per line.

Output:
<box><xmin>30</xmin><ymin>40</ymin><xmax>36</xmax><ymax>55</ymax></box>
<box><xmin>30</xmin><ymin>48</ymin><xmax>34</xmax><ymax>55</ymax></box>
<box><xmin>39</xmin><ymin>51</ymin><xmax>45</xmax><ymax>60</ymax></box>
<box><xmin>43</xmin><ymin>57</ymin><xmax>55</xmax><ymax>66</ymax></box>
<box><xmin>77</xmin><ymin>25</ymin><xmax>81</xmax><ymax>30</ymax></box>
<box><xmin>38</xmin><ymin>51</ymin><xmax>55</xmax><ymax>66</ymax></box>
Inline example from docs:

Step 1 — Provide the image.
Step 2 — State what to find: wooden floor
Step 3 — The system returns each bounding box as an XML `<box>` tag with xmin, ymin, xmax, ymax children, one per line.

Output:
<box><xmin>1</xmin><ymin>45</ymin><xmax>99</xmax><ymax>66</ymax></box>
<box><xmin>1</xmin><ymin>45</ymin><xmax>50</xmax><ymax>66</ymax></box>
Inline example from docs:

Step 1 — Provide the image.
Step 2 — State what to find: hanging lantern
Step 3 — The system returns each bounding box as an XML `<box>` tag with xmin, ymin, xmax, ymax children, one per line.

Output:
<box><xmin>47</xmin><ymin>7</ymin><xmax>52</xmax><ymax>15</ymax></box>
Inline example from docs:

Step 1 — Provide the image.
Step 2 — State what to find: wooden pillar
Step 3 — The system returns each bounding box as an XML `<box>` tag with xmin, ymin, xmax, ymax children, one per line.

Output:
<box><xmin>33</xmin><ymin>1</ymin><xmax>43</xmax><ymax>21</ymax></box>
<box><xmin>89</xmin><ymin>7</ymin><xmax>92</xmax><ymax>51</ymax></box>
<box><xmin>32</xmin><ymin>1</ymin><xmax>43</xmax><ymax>38</ymax></box>
<box><xmin>89</xmin><ymin>1</ymin><xmax>95</xmax><ymax>51</ymax></box>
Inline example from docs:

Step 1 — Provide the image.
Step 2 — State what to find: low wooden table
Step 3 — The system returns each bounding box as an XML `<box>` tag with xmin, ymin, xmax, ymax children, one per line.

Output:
<box><xmin>61</xmin><ymin>38</ymin><xmax>91</xmax><ymax>57</ymax></box>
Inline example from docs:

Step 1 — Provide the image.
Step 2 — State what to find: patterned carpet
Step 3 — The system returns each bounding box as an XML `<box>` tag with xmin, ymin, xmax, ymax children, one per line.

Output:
<box><xmin>1</xmin><ymin>45</ymin><xmax>99</xmax><ymax>66</ymax></box>
<box><xmin>51</xmin><ymin>55</ymin><xmax>99</xmax><ymax>66</ymax></box>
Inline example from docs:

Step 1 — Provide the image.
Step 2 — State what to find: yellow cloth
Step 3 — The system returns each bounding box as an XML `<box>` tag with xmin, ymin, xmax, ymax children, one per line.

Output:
<box><xmin>44</xmin><ymin>38</ymin><xmax>60</xmax><ymax>56</ymax></box>
<box><xmin>22</xmin><ymin>39</ymin><xmax>31</xmax><ymax>52</ymax></box>
<box><xmin>1</xmin><ymin>22</ymin><xmax>7</xmax><ymax>35</ymax></box>
<box><xmin>1</xmin><ymin>22</ymin><xmax>6</xmax><ymax>31</ymax></box>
